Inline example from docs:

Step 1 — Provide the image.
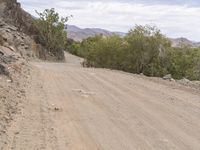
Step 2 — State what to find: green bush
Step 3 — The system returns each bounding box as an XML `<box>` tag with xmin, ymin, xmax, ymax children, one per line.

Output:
<box><xmin>79</xmin><ymin>25</ymin><xmax>171</xmax><ymax>77</ymax></box>
<box><xmin>167</xmin><ymin>46</ymin><xmax>200</xmax><ymax>80</ymax></box>
<box><xmin>123</xmin><ymin>25</ymin><xmax>171</xmax><ymax>76</ymax></box>
<box><xmin>65</xmin><ymin>39</ymin><xmax>81</xmax><ymax>56</ymax></box>
<box><xmin>80</xmin><ymin>35</ymin><xmax>125</xmax><ymax>68</ymax></box>
<box><xmin>69</xmin><ymin>25</ymin><xmax>200</xmax><ymax>81</ymax></box>
<box><xmin>34</xmin><ymin>8</ymin><xmax>69</xmax><ymax>60</ymax></box>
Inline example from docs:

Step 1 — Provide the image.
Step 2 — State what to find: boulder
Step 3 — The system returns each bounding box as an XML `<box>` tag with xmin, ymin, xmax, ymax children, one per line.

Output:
<box><xmin>181</xmin><ymin>78</ymin><xmax>190</xmax><ymax>83</ymax></box>
<box><xmin>0</xmin><ymin>51</ymin><xmax>3</xmax><ymax>56</ymax></box>
<box><xmin>163</xmin><ymin>74</ymin><xmax>172</xmax><ymax>80</ymax></box>
<box><xmin>0</xmin><ymin>64</ymin><xmax>9</xmax><ymax>75</ymax></box>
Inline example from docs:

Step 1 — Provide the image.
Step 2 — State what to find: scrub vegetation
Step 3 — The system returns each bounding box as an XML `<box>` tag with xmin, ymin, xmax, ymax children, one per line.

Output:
<box><xmin>67</xmin><ymin>25</ymin><xmax>200</xmax><ymax>80</ymax></box>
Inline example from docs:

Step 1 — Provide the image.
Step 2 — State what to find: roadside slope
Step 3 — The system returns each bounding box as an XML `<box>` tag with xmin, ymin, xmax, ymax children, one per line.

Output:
<box><xmin>3</xmin><ymin>58</ymin><xmax>200</xmax><ymax>150</ymax></box>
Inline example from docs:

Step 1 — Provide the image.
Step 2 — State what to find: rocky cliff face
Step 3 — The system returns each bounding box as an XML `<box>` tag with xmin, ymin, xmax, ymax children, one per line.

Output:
<box><xmin>0</xmin><ymin>0</ymin><xmax>65</xmax><ymax>61</ymax></box>
<box><xmin>0</xmin><ymin>0</ymin><xmax>47</xmax><ymax>60</ymax></box>
<box><xmin>0</xmin><ymin>1</ymin><xmax>35</xmax><ymax>144</ymax></box>
<box><xmin>0</xmin><ymin>0</ymin><xmax>37</xmax><ymax>35</ymax></box>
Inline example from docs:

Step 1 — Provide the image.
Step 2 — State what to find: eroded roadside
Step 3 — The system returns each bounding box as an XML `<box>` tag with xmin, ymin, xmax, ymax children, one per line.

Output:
<box><xmin>0</xmin><ymin>53</ymin><xmax>200</xmax><ymax>150</ymax></box>
<box><xmin>0</xmin><ymin>54</ymin><xmax>30</xmax><ymax>149</ymax></box>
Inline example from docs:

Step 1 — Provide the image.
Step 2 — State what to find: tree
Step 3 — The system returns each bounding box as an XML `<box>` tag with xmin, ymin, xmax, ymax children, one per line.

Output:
<box><xmin>167</xmin><ymin>46</ymin><xmax>200</xmax><ymax>80</ymax></box>
<box><xmin>34</xmin><ymin>8</ymin><xmax>70</xmax><ymax>60</ymax></box>
<box><xmin>124</xmin><ymin>25</ymin><xmax>171</xmax><ymax>76</ymax></box>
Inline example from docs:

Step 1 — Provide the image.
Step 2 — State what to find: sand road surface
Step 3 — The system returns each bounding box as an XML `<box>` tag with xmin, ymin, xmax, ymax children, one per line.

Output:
<box><xmin>4</xmin><ymin>54</ymin><xmax>200</xmax><ymax>150</ymax></box>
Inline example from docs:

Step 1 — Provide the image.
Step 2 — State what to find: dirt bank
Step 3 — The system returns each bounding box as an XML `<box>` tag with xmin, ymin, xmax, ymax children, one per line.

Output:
<box><xmin>0</xmin><ymin>60</ymin><xmax>30</xmax><ymax>149</ymax></box>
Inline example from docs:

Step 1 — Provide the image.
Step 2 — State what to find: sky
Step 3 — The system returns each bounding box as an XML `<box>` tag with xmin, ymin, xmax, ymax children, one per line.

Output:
<box><xmin>18</xmin><ymin>0</ymin><xmax>200</xmax><ymax>41</ymax></box>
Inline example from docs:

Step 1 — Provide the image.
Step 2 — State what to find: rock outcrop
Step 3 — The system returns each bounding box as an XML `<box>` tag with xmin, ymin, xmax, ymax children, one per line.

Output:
<box><xmin>0</xmin><ymin>21</ymin><xmax>35</xmax><ymax>59</ymax></box>
<box><xmin>0</xmin><ymin>0</ymin><xmax>46</xmax><ymax>60</ymax></box>
<box><xmin>0</xmin><ymin>0</ymin><xmax>37</xmax><ymax>35</ymax></box>
<box><xmin>0</xmin><ymin>0</ymin><xmax>65</xmax><ymax>61</ymax></box>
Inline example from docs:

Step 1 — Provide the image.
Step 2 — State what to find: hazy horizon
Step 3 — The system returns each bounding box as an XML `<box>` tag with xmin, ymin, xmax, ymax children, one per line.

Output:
<box><xmin>18</xmin><ymin>0</ymin><xmax>200</xmax><ymax>41</ymax></box>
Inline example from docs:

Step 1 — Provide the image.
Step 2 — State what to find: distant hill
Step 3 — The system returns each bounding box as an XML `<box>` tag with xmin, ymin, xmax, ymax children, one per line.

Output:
<box><xmin>170</xmin><ymin>38</ymin><xmax>200</xmax><ymax>48</ymax></box>
<box><xmin>65</xmin><ymin>25</ymin><xmax>126</xmax><ymax>41</ymax></box>
<box><xmin>66</xmin><ymin>25</ymin><xmax>200</xmax><ymax>48</ymax></box>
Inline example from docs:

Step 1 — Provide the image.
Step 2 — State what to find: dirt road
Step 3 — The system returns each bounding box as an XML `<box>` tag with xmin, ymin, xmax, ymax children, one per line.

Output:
<box><xmin>4</xmin><ymin>54</ymin><xmax>200</xmax><ymax>150</ymax></box>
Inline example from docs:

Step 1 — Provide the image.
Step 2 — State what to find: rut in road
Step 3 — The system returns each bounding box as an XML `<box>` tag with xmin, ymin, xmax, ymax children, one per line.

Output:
<box><xmin>4</xmin><ymin>54</ymin><xmax>200</xmax><ymax>150</ymax></box>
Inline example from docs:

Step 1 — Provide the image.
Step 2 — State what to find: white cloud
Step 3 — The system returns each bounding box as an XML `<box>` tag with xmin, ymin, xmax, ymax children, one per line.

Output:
<box><xmin>18</xmin><ymin>0</ymin><xmax>200</xmax><ymax>41</ymax></box>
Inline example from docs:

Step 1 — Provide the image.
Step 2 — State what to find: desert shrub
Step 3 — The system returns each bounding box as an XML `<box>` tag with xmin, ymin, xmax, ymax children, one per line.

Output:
<box><xmin>167</xmin><ymin>46</ymin><xmax>200</xmax><ymax>80</ymax></box>
<box><xmin>123</xmin><ymin>25</ymin><xmax>171</xmax><ymax>76</ymax></box>
<box><xmin>80</xmin><ymin>34</ymin><xmax>125</xmax><ymax>68</ymax></box>
<box><xmin>70</xmin><ymin>25</ymin><xmax>200</xmax><ymax>80</ymax></box>
<box><xmin>79</xmin><ymin>25</ymin><xmax>171</xmax><ymax>77</ymax></box>
<box><xmin>34</xmin><ymin>8</ymin><xmax>70</xmax><ymax>60</ymax></box>
<box><xmin>65</xmin><ymin>39</ymin><xmax>81</xmax><ymax>56</ymax></box>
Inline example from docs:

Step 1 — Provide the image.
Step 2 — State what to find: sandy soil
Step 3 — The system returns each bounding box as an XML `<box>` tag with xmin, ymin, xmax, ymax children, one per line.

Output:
<box><xmin>2</xmin><ymin>54</ymin><xmax>200</xmax><ymax>150</ymax></box>
<box><xmin>0</xmin><ymin>60</ymin><xmax>30</xmax><ymax>149</ymax></box>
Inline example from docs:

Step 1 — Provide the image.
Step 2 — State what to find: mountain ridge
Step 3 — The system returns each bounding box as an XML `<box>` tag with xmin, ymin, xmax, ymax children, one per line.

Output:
<box><xmin>66</xmin><ymin>25</ymin><xmax>200</xmax><ymax>48</ymax></box>
<box><xmin>170</xmin><ymin>37</ymin><xmax>200</xmax><ymax>48</ymax></box>
<box><xmin>66</xmin><ymin>25</ymin><xmax>126</xmax><ymax>42</ymax></box>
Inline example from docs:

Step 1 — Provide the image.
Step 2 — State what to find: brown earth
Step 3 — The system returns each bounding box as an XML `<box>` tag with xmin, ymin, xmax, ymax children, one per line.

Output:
<box><xmin>0</xmin><ymin>59</ymin><xmax>30</xmax><ymax>149</ymax></box>
<box><xmin>1</xmin><ymin>53</ymin><xmax>200</xmax><ymax>150</ymax></box>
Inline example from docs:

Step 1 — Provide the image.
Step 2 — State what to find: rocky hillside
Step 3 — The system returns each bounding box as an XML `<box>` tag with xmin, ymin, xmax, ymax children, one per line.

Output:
<box><xmin>66</xmin><ymin>25</ymin><xmax>126</xmax><ymax>41</ymax></box>
<box><xmin>0</xmin><ymin>1</ymin><xmax>66</xmax><ymax>138</ymax></box>
<box><xmin>0</xmin><ymin>0</ymin><xmax>37</xmax><ymax>35</ymax></box>
<box><xmin>0</xmin><ymin>0</ymin><xmax>39</xmax><ymax>145</ymax></box>
<box><xmin>0</xmin><ymin>0</ymin><xmax>39</xmax><ymax>59</ymax></box>
<box><xmin>170</xmin><ymin>37</ymin><xmax>200</xmax><ymax>48</ymax></box>
<box><xmin>0</xmin><ymin>0</ymin><xmax>65</xmax><ymax>61</ymax></box>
